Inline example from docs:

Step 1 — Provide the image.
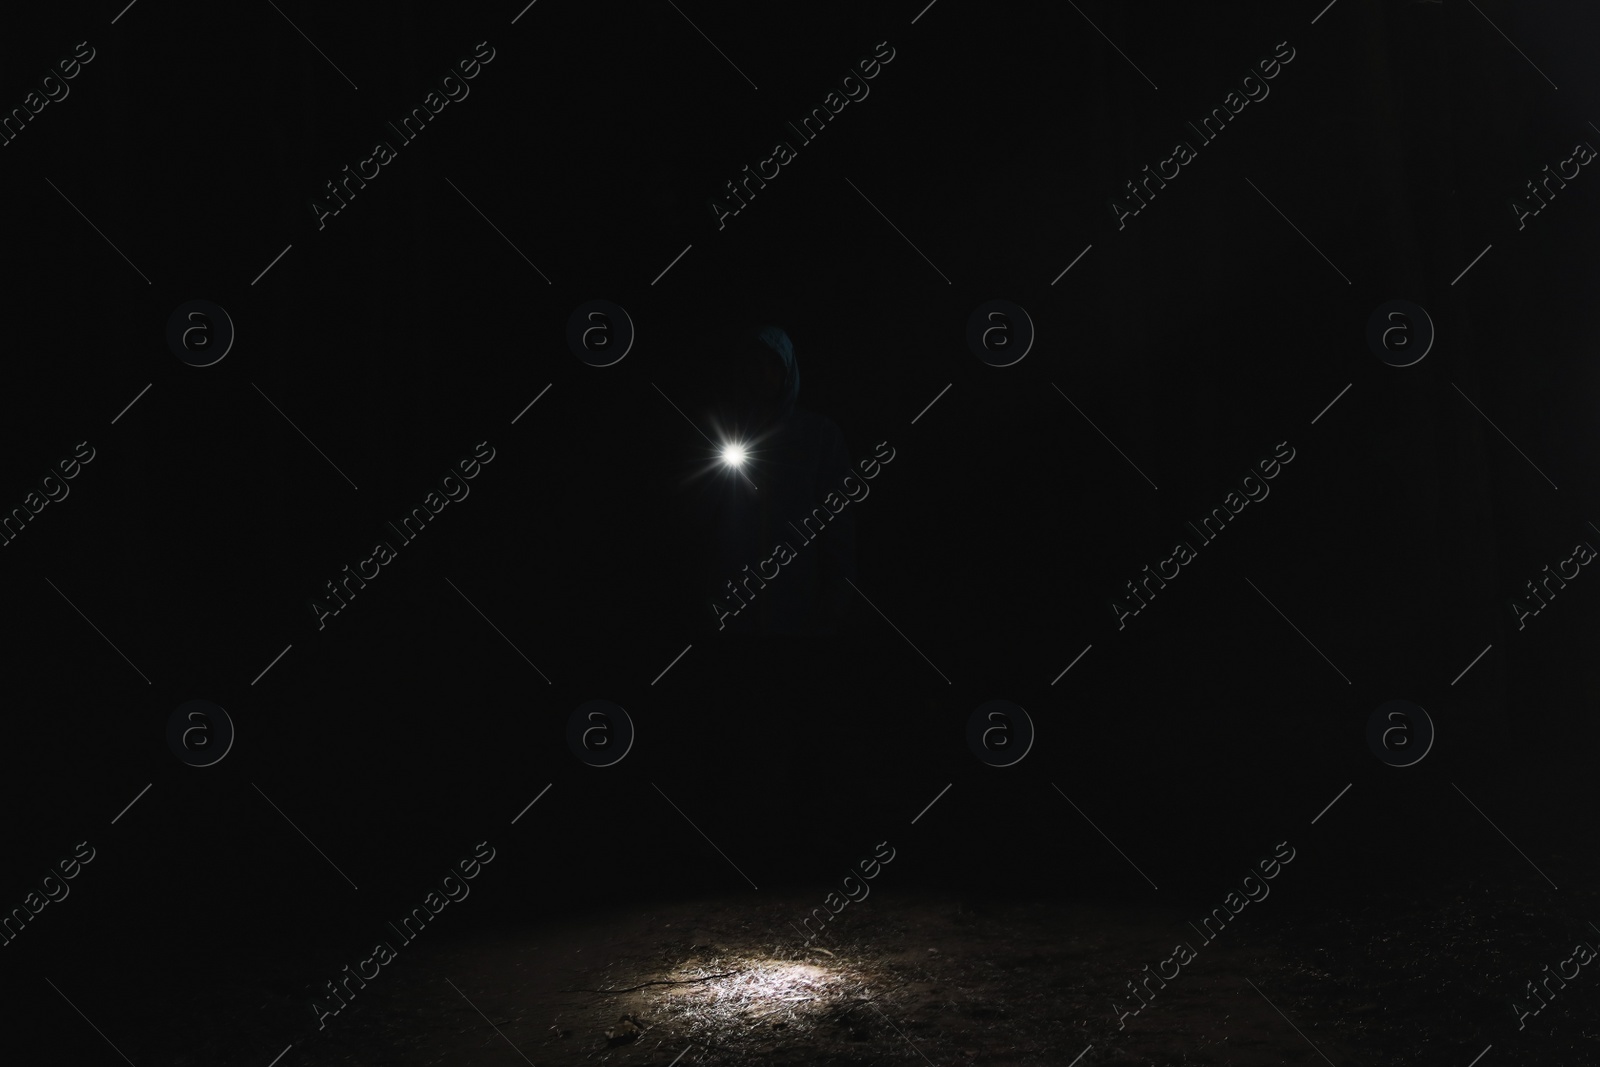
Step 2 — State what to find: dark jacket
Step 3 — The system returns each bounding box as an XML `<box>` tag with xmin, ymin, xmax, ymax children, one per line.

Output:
<box><xmin>705</xmin><ymin>328</ymin><xmax>856</xmax><ymax>636</ymax></box>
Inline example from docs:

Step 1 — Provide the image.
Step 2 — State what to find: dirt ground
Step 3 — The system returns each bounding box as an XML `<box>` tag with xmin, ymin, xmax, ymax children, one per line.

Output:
<box><xmin>139</xmin><ymin>870</ymin><xmax>1600</xmax><ymax>1067</ymax></box>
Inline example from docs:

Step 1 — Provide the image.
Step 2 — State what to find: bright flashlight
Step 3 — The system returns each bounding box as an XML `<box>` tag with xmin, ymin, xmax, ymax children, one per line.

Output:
<box><xmin>721</xmin><ymin>444</ymin><xmax>747</xmax><ymax>467</ymax></box>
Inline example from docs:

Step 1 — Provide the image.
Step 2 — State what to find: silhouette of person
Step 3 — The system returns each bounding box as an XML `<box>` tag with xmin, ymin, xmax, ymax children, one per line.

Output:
<box><xmin>704</xmin><ymin>326</ymin><xmax>856</xmax><ymax>636</ymax></box>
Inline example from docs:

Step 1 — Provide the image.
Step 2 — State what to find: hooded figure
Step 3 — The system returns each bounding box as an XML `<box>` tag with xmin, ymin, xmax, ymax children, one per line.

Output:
<box><xmin>705</xmin><ymin>326</ymin><xmax>857</xmax><ymax>636</ymax></box>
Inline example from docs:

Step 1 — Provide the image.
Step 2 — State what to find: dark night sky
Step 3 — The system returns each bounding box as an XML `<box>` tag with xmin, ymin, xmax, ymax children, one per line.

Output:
<box><xmin>2</xmin><ymin>0</ymin><xmax>1599</xmax><ymax>1061</ymax></box>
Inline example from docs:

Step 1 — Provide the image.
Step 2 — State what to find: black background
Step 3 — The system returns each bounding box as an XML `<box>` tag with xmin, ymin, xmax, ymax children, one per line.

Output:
<box><xmin>2</xmin><ymin>0</ymin><xmax>1598</xmax><ymax>1062</ymax></box>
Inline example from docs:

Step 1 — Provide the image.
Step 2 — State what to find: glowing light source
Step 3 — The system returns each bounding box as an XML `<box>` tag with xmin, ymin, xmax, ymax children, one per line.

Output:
<box><xmin>721</xmin><ymin>443</ymin><xmax>747</xmax><ymax>467</ymax></box>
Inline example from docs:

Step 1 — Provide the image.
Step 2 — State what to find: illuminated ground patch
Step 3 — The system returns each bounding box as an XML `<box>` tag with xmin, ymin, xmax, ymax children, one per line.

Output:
<box><xmin>643</xmin><ymin>954</ymin><xmax>889</xmax><ymax>1050</ymax></box>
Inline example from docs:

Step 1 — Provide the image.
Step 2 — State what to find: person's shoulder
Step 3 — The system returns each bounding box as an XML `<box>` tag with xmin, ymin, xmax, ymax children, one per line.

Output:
<box><xmin>786</xmin><ymin>407</ymin><xmax>844</xmax><ymax>440</ymax></box>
